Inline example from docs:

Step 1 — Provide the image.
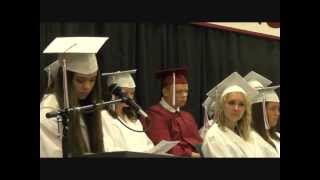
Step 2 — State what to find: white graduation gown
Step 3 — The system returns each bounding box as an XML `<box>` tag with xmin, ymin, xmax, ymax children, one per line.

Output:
<box><xmin>40</xmin><ymin>94</ymin><xmax>91</xmax><ymax>158</ymax></box>
<box><xmin>249</xmin><ymin>130</ymin><xmax>279</xmax><ymax>157</ymax></box>
<box><xmin>202</xmin><ymin>123</ymin><xmax>258</xmax><ymax>157</ymax></box>
<box><xmin>270</xmin><ymin>132</ymin><xmax>280</xmax><ymax>156</ymax></box>
<box><xmin>101</xmin><ymin>110</ymin><xmax>154</xmax><ymax>152</ymax></box>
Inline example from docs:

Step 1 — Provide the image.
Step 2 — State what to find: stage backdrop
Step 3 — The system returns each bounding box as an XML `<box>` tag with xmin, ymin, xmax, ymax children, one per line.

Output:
<box><xmin>40</xmin><ymin>22</ymin><xmax>280</xmax><ymax>129</ymax></box>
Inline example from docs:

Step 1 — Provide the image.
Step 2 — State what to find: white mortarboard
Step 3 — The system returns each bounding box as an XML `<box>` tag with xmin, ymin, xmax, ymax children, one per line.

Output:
<box><xmin>44</xmin><ymin>60</ymin><xmax>60</xmax><ymax>88</ymax></box>
<box><xmin>43</xmin><ymin>37</ymin><xmax>109</xmax><ymax>75</ymax></box>
<box><xmin>243</xmin><ymin>71</ymin><xmax>280</xmax><ymax>129</ymax></box>
<box><xmin>202</xmin><ymin>96</ymin><xmax>216</xmax><ymax>117</ymax></box>
<box><xmin>206</xmin><ymin>72</ymin><xmax>259</xmax><ymax>103</ymax></box>
<box><xmin>102</xmin><ymin>69</ymin><xmax>137</xmax><ymax>111</ymax></box>
<box><xmin>256</xmin><ymin>86</ymin><xmax>280</xmax><ymax>103</ymax></box>
<box><xmin>202</xmin><ymin>96</ymin><xmax>214</xmax><ymax>109</ymax></box>
<box><xmin>255</xmin><ymin>85</ymin><xmax>280</xmax><ymax>130</ymax></box>
<box><xmin>244</xmin><ymin>71</ymin><xmax>280</xmax><ymax>130</ymax></box>
<box><xmin>102</xmin><ymin>69</ymin><xmax>137</xmax><ymax>88</ymax></box>
<box><xmin>244</xmin><ymin>71</ymin><xmax>272</xmax><ymax>89</ymax></box>
<box><xmin>202</xmin><ymin>96</ymin><xmax>216</xmax><ymax>128</ymax></box>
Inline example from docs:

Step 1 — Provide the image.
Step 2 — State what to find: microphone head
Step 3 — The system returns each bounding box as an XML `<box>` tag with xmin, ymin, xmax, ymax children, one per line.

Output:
<box><xmin>109</xmin><ymin>84</ymin><xmax>125</xmax><ymax>98</ymax></box>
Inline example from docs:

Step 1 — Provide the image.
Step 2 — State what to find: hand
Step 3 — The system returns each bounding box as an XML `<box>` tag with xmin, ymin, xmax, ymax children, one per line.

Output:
<box><xmin>191</xmin><ymin>152</ymin><xmax>201</xmax><ymax>158</ymax></box>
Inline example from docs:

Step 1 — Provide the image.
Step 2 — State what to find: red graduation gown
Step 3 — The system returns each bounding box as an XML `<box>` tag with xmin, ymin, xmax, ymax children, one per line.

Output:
<box><xmin>144</xmin><ymin>104</ymin><xmax>203</xmax><ymax>157</ymax></box>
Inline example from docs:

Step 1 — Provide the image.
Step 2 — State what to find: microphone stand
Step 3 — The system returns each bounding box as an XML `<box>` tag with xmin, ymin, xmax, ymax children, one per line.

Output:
<box><xmin>46</xmin><ymin>99</ymin><xmax>123</xmax><ymax>118</ymax></box>
<box><xmin>60</xmin><ymin>56</ymin><xmax>70</xmax><ymax>158</ymax></box>
<box><xmin>45</xmin><ymin>99</ymin><xmax>123</xmax><ymax>158</ymax></box>
<box><xmin>58</xmin><ymin>45</ymin><xmax>75</xmax><ymax>158</ymax></box>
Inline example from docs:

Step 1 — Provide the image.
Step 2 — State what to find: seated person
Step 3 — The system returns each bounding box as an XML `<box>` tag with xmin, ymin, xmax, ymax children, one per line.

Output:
<box><xmin>101</xmin><ymin>70</ymin><xmax>154</xmax><ymax>153</ymax></box>
<box><xmin>144</xmin><ymin>67</ymin><xmax>202</xmax><ymax>157</ymax></box>
<box><xmin>202</xmin><ymin>72</ymin><xmax>260</xmax><ymax>157</ymax></box>
<box><xmin>244</xmin><ymin>71</ymin><xmax>280</xmax><ymax>157</ymax></box>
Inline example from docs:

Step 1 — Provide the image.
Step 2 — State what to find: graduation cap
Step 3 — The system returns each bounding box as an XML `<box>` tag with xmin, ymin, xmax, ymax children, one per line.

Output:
<box><xmin>102</xmin><ymin>69</ymin><xmax>137</xmax><ymax>88</ymax></box>
<box><xmin>244</xmin><ymin>71</ymin><xmax>280</xmax><ymax>130</ymax></box>
<box><xmin>101</xmin><ymin>69</ymin><xmax>137</xmax><ymax>110</ymax></box>
<box><xmin>256</xmin><ymin>85</ymin><xmax>280</xmax><ymax>130</ymax></box>
<box><xmin>202</xmin><ymin>96</ymin><xmax>214</xmax><ymax>109</ymax></box>
<box><xmin>253</xmin><ymin>85</ymin><xmax>280</xmax><ymax>103</ymax></box>
<box><xmin>155</xmin><ymin>67</ymin><xmax>188</xmax><ymax>107</ymax></box>
<box><xmin>44</xmin><ymin>60</ymin><xmax>60</xmax><ymax>88</ymax></box>
<box><xmin>43</xmin><ymin>37</ymin><xmax>109</xmax><ymax>75</ymax></box>
<box><xmin>202</xmin><ymin>96</ymin><xmax>216</xmax><ymax>117</ymax></box>
<box><xmin>243</xmin><ymin>71</ymin><xmax>280</xmax><ymax>102</ymax></box>
<box><xmin>206</xmin><ymin>72</ymin><xmax>259</xmax><ymax>103</ymax></box>
<box><xmin>42</xmin><ymin>37</ymin><xmax>109</xmax><ymax>108</ymax></box>
<box><xmin>202</xmin><ymin>96</ymin><xmax>216</xmax><ymax>129</ymax></box>
<box><xmin>256</xmin><ymin>86</ymin><xmax>280</xmax><ymax>103</ymax></box>
<box><xmin>244</xmin><ymin>71</ymin><xmax>272</xmax><ymax>89</ymax></box>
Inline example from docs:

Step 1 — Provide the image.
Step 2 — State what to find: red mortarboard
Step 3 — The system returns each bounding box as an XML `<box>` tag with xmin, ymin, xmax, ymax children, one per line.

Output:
<box><xmin>155</xmin><ymin>67</ymin><xmax>188</xmax><ymax>87</ymax></box>
<box><xmin>155</xmin><ymin>67</ymin><xmax>188</xmax><ymax>107</ymax></box>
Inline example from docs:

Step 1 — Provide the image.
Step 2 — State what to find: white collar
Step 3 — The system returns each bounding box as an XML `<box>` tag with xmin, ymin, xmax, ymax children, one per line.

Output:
<box><xmin>160</xmin><ymin>98</ymin><xmax>180</xmax><ymax>113</ymax></box>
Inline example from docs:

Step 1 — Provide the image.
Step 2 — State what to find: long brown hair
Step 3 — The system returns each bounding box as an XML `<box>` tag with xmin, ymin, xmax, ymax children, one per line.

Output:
<box><xmin>46</xmin><ymin>67</ymin><xmax>104</xmax><ymax>156</ymax></box>
<box><xmin>267</xmin><ymin>102</ymin><xmax>280</xmax><ymax>141</ymax></box>
<box><xmin>252</xmin><ymin>103</ymin><xmax>277</xmax><ymax>149</ymax></box>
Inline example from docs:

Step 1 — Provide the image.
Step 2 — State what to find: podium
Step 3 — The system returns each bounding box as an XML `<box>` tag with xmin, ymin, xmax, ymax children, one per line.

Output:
<box><xmin>79</xmin><ymin>151</ymin><xmax>180</xmax><ymax>158</ymax></box>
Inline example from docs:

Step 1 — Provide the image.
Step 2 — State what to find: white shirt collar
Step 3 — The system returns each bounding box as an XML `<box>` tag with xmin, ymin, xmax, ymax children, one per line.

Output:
<box><xmin>160</xmin><ymin>98</ymin><xmax>180</xmax><ymax>113</ymax></box>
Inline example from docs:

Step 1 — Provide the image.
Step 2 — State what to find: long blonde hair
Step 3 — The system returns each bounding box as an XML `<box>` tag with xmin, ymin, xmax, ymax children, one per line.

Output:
<box><xmin>213</xmin><ymin>92</ymin><xmax>252</xmax><ymax>140</ymax></box>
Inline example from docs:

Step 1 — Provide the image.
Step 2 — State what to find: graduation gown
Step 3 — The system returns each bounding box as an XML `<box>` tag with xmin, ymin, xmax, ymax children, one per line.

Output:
<box><xmin>101</xmin><ymin>110</ymin><xmax>154</xmax><ymax>152</ymax></box>
<box><xmin>40</xmin><ymin>94</ymin><xmax>91</xmax><ymax>158</ymax></box>
<box><xmin>270</xmin><ymin>132</ymin><xmax>280</xmax><ymax>156</ymax></box>
<box><xmin>199</xmin><ymin>120</ymin><xmax>214</xmax><ymax>139</ymax></box>
<box><xmin>144</xmin><ymin>99</ymin><xmax>203</xmax><ymax>157</ymax></box>
<box><xmin>202</xmin><ymin>123</ymin><xmax>260</xmax><ymax>157</ymax></box>
<box><xmin>250</xmin><ymin>130</ymin><xmax>279</xmax><ymax>157</ymax></box>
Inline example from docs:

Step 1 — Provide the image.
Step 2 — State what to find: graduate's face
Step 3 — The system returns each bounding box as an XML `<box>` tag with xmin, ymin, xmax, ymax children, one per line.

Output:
<box><xmin>72</xmin><ymin>72</ymin><xmax>97</xmax><ymax>100</ymax></box>
<box><xmin>266</xmin><ymin>102</ymin><xmax>280</xmax><ymax>128</ymax></box>
<box><xmin>223</xmin><ymin>92</ymin><xmax>246</xmax><ymax>123</ymax></box>
<box><xmin>117</xmin><ymin>87</ymin><xmax>135</xmax><ymax>108</ymax></box>
<box><xmin>163</xmin><ymin>83</ymin><xmax>188</xmax><ymax>108</ymax></box>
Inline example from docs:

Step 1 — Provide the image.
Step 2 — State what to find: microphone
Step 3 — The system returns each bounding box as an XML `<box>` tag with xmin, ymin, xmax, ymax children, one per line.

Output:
<box><xmin>109</xmin><ymin>84</ymin><xmax>148</xmax><ymax>118</ymax></box>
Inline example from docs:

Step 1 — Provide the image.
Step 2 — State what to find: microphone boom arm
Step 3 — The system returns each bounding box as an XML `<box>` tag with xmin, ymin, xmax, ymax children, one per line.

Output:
<box><xmin>46</xmin><ymin>99</ymin><xmax>123</xmax><ymax>118</ymax></box>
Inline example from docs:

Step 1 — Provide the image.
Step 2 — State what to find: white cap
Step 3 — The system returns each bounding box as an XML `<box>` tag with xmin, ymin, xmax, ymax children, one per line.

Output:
<box><xmin>202</xmin><ymin>96</ymin><xmax>216</xmax><ymax>118</ymax></box>
<box><xmin>42</xmin><ymin>37</ymin><xmax>109</xmax><ymax>75</ymax></box>
<box><xmin>257</xmin><ymin>85</ymin><xmax>280</xmax><ymax>130</ymax></box>
<box><xmin>44</xmin><ymin>60</ymin><xmax>60</xmax><ymax>76</ymax></box>
<box><xmin>244</xmin><ymin>71</ymin><xmax>279</xmax><ymax>103</ymax></box>
<box><xmin>103</xmin><ymin>69</ymin><xmax>136</xmax><ymax>88</ymax></box>
<box><xmin>206</xmin><ymin>72</ymin><xmax>259</xmax><ymax>102</ymax></box>
<box><xmin>58</xmin><ymin>53</ymin><xmax>98</xmax><ymax>74</ymax></box>
<box><xmin>256</xmin><ymin>86</ymin><xmax>280</xmax><ymax>103</ymax></box>
<box><xmin>202</xmin><ymin>96</ymin><xmax>214</xmax><ymax>109</ymax></box>
<box><xmin>44</xmin><ymin>60</ymin><xmax>60</xmax><ymax>88</ymax></box>
<box><xmin>244</xmin><ymin>71</ymin><xmax>272</xmax><ymax>89</ymax></box>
